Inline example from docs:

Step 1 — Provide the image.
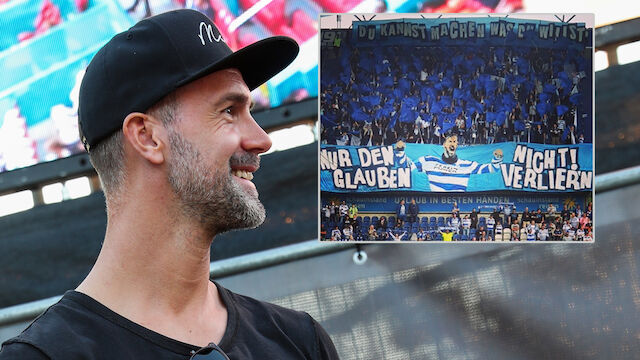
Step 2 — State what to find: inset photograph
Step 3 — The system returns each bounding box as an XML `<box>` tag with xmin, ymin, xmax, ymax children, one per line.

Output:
<box><xmin>320</xmin><ymin>13</ymin><xmax>593</xmax><ymax>242</ymax></box>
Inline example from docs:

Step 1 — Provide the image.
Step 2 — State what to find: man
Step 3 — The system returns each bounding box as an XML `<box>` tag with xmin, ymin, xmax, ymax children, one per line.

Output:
<box><xmin>532</xmin><ymin>123</ymin><xmax>545</xmax><ymax>144</ymax></box>
<box><xmin>367</xmin><ymin>224</ymin><xmax>378</xmax><ymax>241</ymax></box>
<box><xmin>565</xmin><ymin>125</ymin><xmax>578</xmax><ymax>145</ymax></box>
<box><xmin>449</xmin><ymin>213</ymin><xmax>461</xmax><ymax>234</ymax></box>
<box><xmin>502</xmin><ymin>204</ymin><xmax>512</xmax><ymax>226</ymax></box>
<box><xmin>451</xmin><ymin>201</ymin><xmax>460</xmax><ymax>217</ymax></box>
<box><xmin>476</xmin><ymin>226</ymin><xmax>486</xmax><ymax>241</ymax></box>
<box><xmin>461</xmin><ymin>215</ymin><xmax>471</xmax><ymax>238</ymax></box>
<box><xmin>342</xmin><ymin>224</ymin><xmax>355</xmax><ymax>241</ymax></box>
<box><xmin>570</xmin><ymin>212</ymin><xmax>580</xmax><ymax>231</ymax></box>
<box><xmin>546</xmin><ymin>202</ymin><xmax>556</xmax><ymax>222</ymax></box>
<box><xmin>579</xmin><ymin>212</ymin><xmax>590</xmax><ymax>230</ymax></box>
<box><xmin>348</xmin><ymin>203</ymin><xmax>359</xmax><ymax>233</ymax></box>
<box><xmin>338</xmin><ymin>201</ymin><xmax>349</xmax><ymax>226</ymax></box>
<box><xmin>494</xmin><ymin>222</ymin><xmax>503</xmax><ymax>241</ymax></box>
<box><xmin>562</xmin><ymin>220</ymin><xmax>573</xmax><ymax>241</ymax></box>
<box><xmin>396</xmin><ymin>199</ymin><xmax>407</xmax><ymax>223</ymax></box>
<box><xmin>416</xmin><ymin>227</ymin><xmax>427</xmax><ymax>241</ymax></box>
<box><xmin>486</xmin><ymin>215</ymin><xmax>495</xmax><ymax>240</ymax></box>
<box><xmin>393</xmin><ymin>140</ymin><xmax>416</xmax><ymax>171</ymax></box>
<box><xmin>510</xmin><ymin>221</ymin><xmax>521</xmax><ymax>241</ymax></box>
<box><xmin>0</xmin><ymin>10</ymin><xmax>337</xmax><ymax>359</ymax></box>
<box><xmin>330</xmin><ymin>200</ymin><xmax>338</xmax><ymax>224</ymax></box>
<box><xmin>526</xmin><ymin>227</ymin><xmax>537</xmax><ymax>241</ymax></box>
<box><xmin>521</xmin><ymin>207</ymin><xmax>531</xmax><ymax>224</ymax></box>
<box><xmin>487</xmin><ymin>121</ymin><xmax>498</xmax><ymax>144</ymax></box>
<box><xmin>490</xmin><ymin>206</ymin><xmax>501</xmax><ymax>226</ymax></box>
<box><xmin>550</xmin><ymin>123</ymin><xmax>562</xmax><ymax>145</ymax></box>
<box><xmin>538</xmin><ymin>223</ymin><xmax>549</xmax><ymax>242</ymax></box>
<box><xmin>498</xmin><ymin>123</ymin><xmax>511</xmax><ymax>143</ymax></box>
<box><xmin>389</xmin><ymin>229</ymin><xmax>407</xmax><ymax>241</ymax></box>
<box><xmin>440</xmin><ymin>228</ymin><xmax>454</xmax><ymax>242</ymax></box>
<box><xmin>377</xmin><ymin>216</ymin><xmax>388</xmax><ymax>232</ymax></box>
<box><xmin>331</xmin><ymin>226</ymin><xmax>343</xmax><ymax>241</ymax></box>
<box><xmin>535</xmin><ymin>209</ymin><xmax>545</xmax><ymax>225</ymax></box>
<box><xmin>470</xmin><ymin>208</ymin><xmax>479</xmax><ymax>229</ymax></box>
<box><xmin>553</xmin><ymin>224</ymin><xmax>563</xmax><ymax>241</ymax></box>
<box><xmin>561</xmin><ymin>205</ymin><xmax>571</xmax><ymax>222</ymax></box>
<box><xmin>322</xmin><ymin>202</ymin><xmax>331</xmax><ymax>223</ymax></box>
<box><xmin>510</xmin><ymin>206</ymin><xmax>518</xmax><ymax>226</ymax></box>
<box><xmin>407</xmin><ymin>198</ymin><xmax>419</xmax><ymax>225</ymax></box>
<box><xmin>413</xmin><ymin>132</ymin><xmax>503</xmax><ymax>192</ymax></box>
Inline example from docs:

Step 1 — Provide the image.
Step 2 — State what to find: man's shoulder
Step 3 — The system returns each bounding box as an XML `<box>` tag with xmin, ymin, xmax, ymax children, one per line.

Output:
<box><xmin>219</xmin><ymin>286</ymin><xmax>339</xmax><ymax>359</ymax></box>
<box><xmin>418</xmin><ymin>155</ymin><xmax>439</xmax><ymax>162</ymax></box>
<box><xmin>0</xmin><ymin>292</ymin><xmax>106</xmax><ymax>359</ymax></box>
<box><xmin>225</xmin><ymin>287</ymin><xmax>309</xmax><ymax>324</ymax></box>
<box><xmin>1</xmin><ymin>291</ymin><xmax>197</xmax><ymax>360</ymax></box>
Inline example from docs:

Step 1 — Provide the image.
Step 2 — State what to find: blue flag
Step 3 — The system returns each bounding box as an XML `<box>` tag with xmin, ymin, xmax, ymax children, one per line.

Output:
<box><xmin>543</xmin><ymin>83</ymin><xmax>556</xmax><ymax>94</ymax></box>
<box><xmin>536</xmin><ymin>102</ymin><xmax>550</xmax><ymax>116</ymax></box>
<box><xmin>570</xmin><ymin>93</ymin><xmax>581</xmax><ymax>105</ymax></box>
<box><xmin>556</xmin><ymin>104</ymin><xmax>569</xmax><ymax>116</ymax></box>
<box><xmin>515</xmin><ymin>120</ymin><xmax>525</xmax><ymax>131</ymax></box>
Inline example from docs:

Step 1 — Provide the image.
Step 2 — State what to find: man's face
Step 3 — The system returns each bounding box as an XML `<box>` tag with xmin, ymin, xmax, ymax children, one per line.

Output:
<box><xmin>165</xmin><ymin>69</ymin><xmax>271</xmax><ymax>234</ymax></box>
<box><xmin>443</xmin><ymin>135</ymin><xmax>458</xmax><ymax>158</ymax></box>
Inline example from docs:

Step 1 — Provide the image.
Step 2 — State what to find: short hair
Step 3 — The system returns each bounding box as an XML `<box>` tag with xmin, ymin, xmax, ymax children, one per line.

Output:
<box><xmin>88</xmin><ymin>93</ymin><xmax>177</xmax><ymax>210</ymax></box>
<box><xmin>444</xmin><ymin>132</ymin><xmax>458</xmax><ymax>140</ymax></box>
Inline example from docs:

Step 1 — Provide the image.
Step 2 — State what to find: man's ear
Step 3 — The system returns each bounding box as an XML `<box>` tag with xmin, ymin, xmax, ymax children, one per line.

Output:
<box><xmin>122</xmin><ymin>112</ymin><xmax>166</xmax><ymax>165</ymax></box>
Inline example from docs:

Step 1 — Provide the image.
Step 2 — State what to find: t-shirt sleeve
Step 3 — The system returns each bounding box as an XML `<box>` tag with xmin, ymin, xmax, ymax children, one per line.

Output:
<box><xmin>311</xmin><ymin>317</ymin><xmax>340</xmax><ymax>360</ymax></box>
<box><xmin>0</xmin><ymin>342</ymin><xmax>50</xmax><ymax>360</ymax></box>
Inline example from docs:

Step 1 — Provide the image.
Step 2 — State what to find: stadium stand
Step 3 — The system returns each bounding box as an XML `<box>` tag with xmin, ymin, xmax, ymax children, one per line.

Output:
<box><xmin>4</xmin><ymin>10</ymin><xmax>640</xmax><ymax>360</ymax></box>
<box><xmin>320</xmin><ymin>23</ymin><xmax>592</xmax><ymax>148</ymax></box>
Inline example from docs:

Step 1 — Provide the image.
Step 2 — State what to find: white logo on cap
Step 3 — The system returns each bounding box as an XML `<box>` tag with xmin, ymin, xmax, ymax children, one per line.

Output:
<box><xmin>198</xmin><ymin>22</ymin><xmax>224</xmax><ymax>46</ymax></box>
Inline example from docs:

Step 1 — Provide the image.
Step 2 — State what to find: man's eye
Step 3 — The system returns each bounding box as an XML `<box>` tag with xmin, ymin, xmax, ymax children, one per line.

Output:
<box><xmin>224</xmin><ymin>107</ymin><xmax>233</xmax><ymax>115</ymax></box>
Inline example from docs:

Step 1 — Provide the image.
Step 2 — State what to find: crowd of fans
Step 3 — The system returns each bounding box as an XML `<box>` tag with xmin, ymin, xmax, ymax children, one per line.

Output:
<box><xmin>321</xmin><ymin>200</ymin><xmax>593</xmax><ymax>242</ymax></box>
<box><xmin>321</xmin><ymin>41</ymin><xmax>591</xmax><ymax>147</ymax></box>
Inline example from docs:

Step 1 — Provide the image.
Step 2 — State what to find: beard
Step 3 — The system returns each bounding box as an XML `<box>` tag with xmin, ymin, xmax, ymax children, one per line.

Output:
<box><xmin>442</xmin><ymin>149</ymin><xmax>458</xmax><ymax>164</ymax></box>
<box><xmin>166</xmin><ymin>129</ymin><xmax>265</xmax><ymax>235</ymax></box>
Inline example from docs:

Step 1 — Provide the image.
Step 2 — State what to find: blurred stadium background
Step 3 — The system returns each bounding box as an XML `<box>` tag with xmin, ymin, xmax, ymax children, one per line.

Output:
<box><xmin>1</xmin><ymin>0</ymin><xmax>640</xmax><ymax>358</ymax></box>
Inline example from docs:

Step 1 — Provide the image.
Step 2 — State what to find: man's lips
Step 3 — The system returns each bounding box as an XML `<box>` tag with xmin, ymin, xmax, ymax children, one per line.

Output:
<box><xmin>231</xmin><ymin>162</ymin><xmax>258</xmax><ymax>181</ymax></box>
<box><xmin>230</xmin><ymin>153</ymin><xmax>260</xmax><ymax>181</ymax></box>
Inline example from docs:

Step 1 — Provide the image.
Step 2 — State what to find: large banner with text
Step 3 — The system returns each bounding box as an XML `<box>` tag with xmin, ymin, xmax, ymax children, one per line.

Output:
<box><xmin>320</xmin><ymin>143</ymin><xmax>592</xmax><ymax>193</ymax></box>
<box><xmin>352</xmin><ymin>18</ymin><xmax>591</xmax><ymax>49</ymax></box>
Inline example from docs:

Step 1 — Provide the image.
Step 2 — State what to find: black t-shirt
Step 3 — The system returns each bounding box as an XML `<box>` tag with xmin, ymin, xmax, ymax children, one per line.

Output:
<box><xmin>0</xmin><ymin>283</ymin><xmax>338</xmax><ymax>360</ymax></box>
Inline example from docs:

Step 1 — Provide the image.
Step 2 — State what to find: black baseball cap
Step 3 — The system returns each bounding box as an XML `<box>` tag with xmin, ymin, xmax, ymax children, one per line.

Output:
<box><xmin>78</xmin><ymin>9</ymin><xmax>299</xmax><ymax>151</ymax></box>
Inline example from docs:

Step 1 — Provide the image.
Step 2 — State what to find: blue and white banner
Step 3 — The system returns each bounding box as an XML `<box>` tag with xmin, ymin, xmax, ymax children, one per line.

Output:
<box><xmin>320</xmin><ymin>143</ymin><xmax>593</xmax><ymax>193</ymax></box>
<box><xmin>322</xmin><ymin>193</ymin><xmax>588</xmax><ymax>214</ymax></box>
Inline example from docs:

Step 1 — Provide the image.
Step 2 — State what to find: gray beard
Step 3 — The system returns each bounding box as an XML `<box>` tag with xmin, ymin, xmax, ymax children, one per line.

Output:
<box><xmin>166</xmin><ymin>129</ymin><xmax>265</xmax><ymax>236</ymax></box>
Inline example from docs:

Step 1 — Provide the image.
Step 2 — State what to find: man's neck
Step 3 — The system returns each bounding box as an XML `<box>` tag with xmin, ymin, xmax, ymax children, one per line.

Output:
<box><xmin>76</xmin><ymin>192</ymin><xmax>227</xmax><ymax>347</ymax></box>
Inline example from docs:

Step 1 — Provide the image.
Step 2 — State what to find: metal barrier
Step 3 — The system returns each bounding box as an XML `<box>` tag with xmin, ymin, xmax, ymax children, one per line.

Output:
<box><xmin>594</xmin><ymin>165</ymin><xmax>640</xmax><ymax>193</ymax></box>
<box><xmin>0</xmin><ymin>240</ymin><xmax>353</xmax><ymax>327</ymax></box>
<box><xmin>1</xmin><ymin>164</ymin><xmax>636</xmax><ymax>327</ymax></box>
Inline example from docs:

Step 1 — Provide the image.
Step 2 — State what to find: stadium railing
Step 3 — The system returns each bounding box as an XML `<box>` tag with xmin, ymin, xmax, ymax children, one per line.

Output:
<box><xmin>0</xmin><ymin>240</ymin><xmax>353</xmax><ymax>330</ymax></box>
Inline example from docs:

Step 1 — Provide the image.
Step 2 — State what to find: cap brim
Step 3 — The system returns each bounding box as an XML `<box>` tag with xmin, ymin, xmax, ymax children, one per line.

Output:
<box><xmin>178</xmin><ymin>36</ymin><xmax>299</xmax><ymax>91</ymax></box>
